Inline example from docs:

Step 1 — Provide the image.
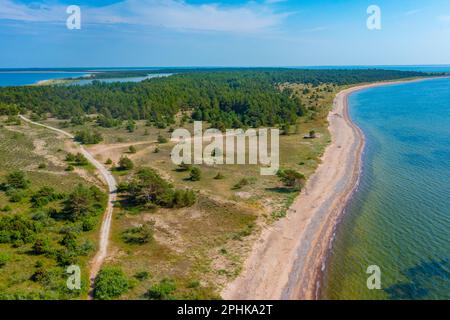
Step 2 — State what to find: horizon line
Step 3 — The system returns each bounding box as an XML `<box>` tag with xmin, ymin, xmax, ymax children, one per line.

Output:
<box><xmin>1</xmin><ymin>64</ymin><xmax>450</xmax><ymax>71</ymax></box>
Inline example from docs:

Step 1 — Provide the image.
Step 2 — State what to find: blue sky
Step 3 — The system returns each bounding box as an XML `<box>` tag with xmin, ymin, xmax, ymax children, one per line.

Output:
<box><xmin>1</xmin><ymin>0</ymin><xmax>450</xmax><ymax>67</ymax></box>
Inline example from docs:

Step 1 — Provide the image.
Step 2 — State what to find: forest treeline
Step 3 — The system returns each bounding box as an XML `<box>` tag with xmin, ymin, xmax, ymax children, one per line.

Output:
<box><xmin>0</xmin><ymin>69</ymin><xmax>429</xmax><ymax>128</ymax></box>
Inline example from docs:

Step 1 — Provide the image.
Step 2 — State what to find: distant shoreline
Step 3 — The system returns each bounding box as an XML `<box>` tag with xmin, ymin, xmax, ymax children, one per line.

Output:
<box><xmin>222</xmin><ymin>77</ymin><xmax>441</xmax><ymax>300</ymax></box>
<box><xmin>311</xmin><ymin>76</ymin><xmax>449</xmax><ymax>299</ymax></box>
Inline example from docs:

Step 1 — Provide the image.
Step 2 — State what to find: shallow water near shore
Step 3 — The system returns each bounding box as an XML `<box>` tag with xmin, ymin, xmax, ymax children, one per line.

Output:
<box><xmin>322</xmin><ymin>78</ymin><xmax>450</xmax><ymax>300</ymax></box>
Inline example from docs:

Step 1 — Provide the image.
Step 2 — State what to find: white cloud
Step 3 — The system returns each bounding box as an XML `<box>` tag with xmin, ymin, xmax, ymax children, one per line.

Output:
<box><xmin>0</xmin><ymin>0</ymin><xmax>290</xmax><ymax>33</ymax></box>
<box><xmin>438</xmin><ymin>15</ymin><xmax>450</xmax><ymax>22</ymax></box>
<box><xmin>0</xmin><ymin>0</ymin><xmax>65</xmax><ymax>22</ymax></box>
<box><xmin>404</xmin><ymin>9</ymin><xmax>422</xmax><ymax>16</ymax></box>
<box><xmin>265</xmin><ymin>0</ymin><xmax>287</xmax><ymax>4</ymax></box>
<box><xmin>301</xmin><ymin>26</ymin><xmax>327</xmax><ymax>33</ymax></box>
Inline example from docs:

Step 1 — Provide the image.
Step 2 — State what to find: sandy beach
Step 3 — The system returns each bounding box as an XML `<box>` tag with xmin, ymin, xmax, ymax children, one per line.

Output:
<box><xmin>222</xmin><ymin>79</ymin><xmax>431</xmax><ymax>300</ymax></box>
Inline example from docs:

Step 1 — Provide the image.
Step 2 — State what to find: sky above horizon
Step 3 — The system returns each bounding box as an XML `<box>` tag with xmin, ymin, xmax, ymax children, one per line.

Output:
<box><xmin>1</xmin><ymin>0</ymin><xmax>450</xmax><ymax>68</ymax></box>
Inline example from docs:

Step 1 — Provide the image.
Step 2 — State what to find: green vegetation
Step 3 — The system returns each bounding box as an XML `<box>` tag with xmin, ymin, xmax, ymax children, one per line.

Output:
<box><xmin>277</xmin><ymin>169</ymin><xmax>306</xmax><ymax>191</ymax></box>
<box><xmin>62</xmin><ymin>184</ymin><xmax>106</xmax><ymax>221</ymax></box>
<box><xmin>134</xmin><ymin>271</ymin><xmax>150</xmax><ymax>281</ymax></box>
<box><xmin>176</xmin><ymin>162</ymin><xmax>192</xmax><ymax>172</ymax></box>
<box><xmin>30</xmin><ymin>186</ymin><xmax>64</xmax><ymax>207</ymax></box>
<box><xmin>121</xmin><ymin>221</ymin><xmax>155</xmax><ymax>245</ymax></box>
<box><xmin>0</xmin><ymin>102</ymin><xmax>19</xmax><ymax>116</ymax></box>
<box><xmin>0</xmin><ymin>68</ymin><xmax>430</xmax><ymax>300</ymax></box>
<box><xmin>157</xmin><ymin>134</ymin><xmax>168</xmax><ymax>144</ymax></box>
<box><xmin>2</xmin><ymin>170</ymin><xmax>30</xmax><ymax>190</ymax></box>
<box><xmin>0</xmin><ymin>122</ymin><xmax>108</xmax><ymax>299</ymax></box>
<box><xmin>146</xmin><ymin>278</ymin><xmax>177</xmax><ymax>300</ymax></box>
<box><xmin>232</xmin><ymin>178</ymin><xmax>250</xmax><ymax>190</ymax></box>
<box><xmin>118</xmin><ymin>156</ymin><xmax>134</xmax><ymax>171</ymax></box>
<box><xmin>126</xmin><ymin>120</ymin><xmax>136</xmax><ymax>133</ymax></box>
<box><xmin>119</xmin><ymin>168</ymin><xmax>196</xmax><ymax>209</ymax></box>
<box><xmin>0</xmin><ymin>69</ymin><xmax>426</xmax><ymax>129</ymax></box>
<box><xmin>189</xmin><ymin>167</ymin><xmax>201</xmax><ymax>181</ymax></box>
<box><xmin>0</xmin><ymin>253</ymin><xmax>9</xmax><ymax>268</ymax></box>
<box><xmin>74</xmin><ymin>129</ymin><xmax>103</xmax><ymax>145</ymax></box>
<box><xmin>214</xmin><ymin>172</ymin><xmax>225</xmax><ymax>180</ymax></box>
<box><xmin>66</xmin><ymin>152</ymin><xmax>89</xmax><ymax>166</ymax></box>
<box><xmin>94</xmin><ymin>267</ymin><xmax>131</xmax><ymax>300</ymax></box>
<box><xmin>97</xmin><ymin>114</ymin><xmax>121</xmax><ymax>128</ymax></box>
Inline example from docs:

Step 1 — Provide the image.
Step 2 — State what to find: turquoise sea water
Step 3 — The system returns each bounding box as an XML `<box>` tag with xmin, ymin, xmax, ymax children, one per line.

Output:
<box><xmin>0</xmin><ymin>72</ymin><xmax>88</xmax><ymax>87</ymax></box>
<box><xmin>0</xmin><ymin>71</ymin><xmax>172</xmax><ymax>87</ymax></box>
<box><xmin>1</xmin><ymin>65</ymin><xmax>450</xmax><ymax>87</ymax></box>
<box><xmin>72</xmin><ymin>73</ymin><xmax>172</xmax><ymax>86</ymax></box>
<box><xmin>322</xmin><ymin>78</ymin><xmax>450</xmax><ymax>300</ymax></box>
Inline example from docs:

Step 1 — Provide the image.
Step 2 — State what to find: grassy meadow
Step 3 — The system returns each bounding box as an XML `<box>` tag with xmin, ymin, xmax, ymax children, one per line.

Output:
<box><xmin>0</xmin><ymin>119</ymin><xmax>107</xmax><ymax>299</ymax></box>
<box><xmin>33</xmin><ymin>83</ymin><xmax>339</xmax><ymax>299</ymax></box>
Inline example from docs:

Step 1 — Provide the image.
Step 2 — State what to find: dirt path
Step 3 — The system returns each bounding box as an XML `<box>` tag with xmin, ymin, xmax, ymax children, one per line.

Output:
<box><xmin>19</xmin><ymin>115</ymin><xmax>117</xmax><ymax>298</ymax></box>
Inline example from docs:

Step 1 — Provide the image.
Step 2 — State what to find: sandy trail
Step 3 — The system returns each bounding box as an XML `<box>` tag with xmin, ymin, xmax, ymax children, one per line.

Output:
<box><xmin>222</xmin><ymin>79</ymin><xmax>431</xmax><ymax>300</ymax></box>
<box><xmin>19</xmin><ymin>115</ymin><xmax>117</xmax><ymax>298</ymax></box>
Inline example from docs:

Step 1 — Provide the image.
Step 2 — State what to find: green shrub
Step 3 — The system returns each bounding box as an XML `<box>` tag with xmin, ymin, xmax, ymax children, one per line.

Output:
<box><xmin>94</xmin><ymin>267</ymin><xmax>130</xmax><ymax>300</ymax></box>
<box><xmin>0</xmin><ymin>214</ymin><xmax>40</xmax><ymax>244</ymax></box>
<box><xmin>214</xmin><ymin>172</ymin><xmax>225</xmax><ymax>180</ymax></box>
<box><xmin>277</xmin><ymin>169</ymin><xmax>306</xmax><ymax>190</ymax></box>
<box><xmin>30</xmin><ymin>186</ymin><xmax>62</xmax><ymax>207</ymax></box>
<box><xmin>5</xmin><ymin>170</ymin><xmax>29</xmax><ymax>189</ymax></box>
<box><xmin>118</xmin><ymin>156</ymin><xmax>134</xmax><ymax>171</ymax></box>
<box><xmin>63</xmin><ymin>184</ymin><xmax>106</xmax><ymax>221</ymax></box>
<box><xmin>146</xmin><ymin>278</ymin><xmax>177</xmax><ymax>300</ymax></box>
<box><xmin>120</xmin><ymin>168</ymin><xmax>196</xmax><ymax>209</ymax></box>
<box><xmin>189</xmin><ymin>167</ymin><xmax>201</xmax><ymax>181</ymax></box>
<box><xmin>0</xmin><ymin>252</ymin><xmax>10</xmax><ymax>268</ymax></box>
<box><xmin>157</xmin><ymin>134</ymin><xmax>168</xmax><ymax>144</ymax></box>
<box><xmin>78</xmin><ymin>240</ymin><xmax>95</xmax><ymax>256</ymax></box>
<box><xmin>32</xmin><ymin>237</ymin><xmax>51</xmax><ymax>255</ymax></box>
<box><xmin>172</xmin><ymin>189</ymin><xmax>197</xmax><ymax>208</ymax></box>
<box><xmin>187</xmin><ymin>280</ymin><xmax>200</xmax><ymax>289</ymax></box>
<box><xmin>232</xmin><ymin>178</ymin><xmax>249</xmax><ymax>190</ymax></box>
<box><xmin>60</xmin><ymin>232</ymin><xmax>78</xmax><ymax>250</ymax></box>
<box><xmin>176</xmin><ymin>162</ymin><xmax>192</xmax><ymax>172</ymax></box>
<box><xmin>121</xmin><ymin>222</ymin><xmax>154</xmax><ymax>245</ymax></box>
<box><xmin>128</xmin><ymin>146</ymin><xmax>137</xmax><ymax>154</ymax></box>
<box><xmin>97</xmin><ymin>115</ymin><xmax>121</xmax><ymax>128</ymax></box>
<box><xmin>8</xmin><ymin>190</ymin><xmax>24</xmax><ymax>203</ymax></box>
<box><xmin>30</xmin><ymin>264</ymin><xmax>50</xmax><ymax>284</ymax></box>
<box><xmin>65</xmin><ymin>153</ymin><xmax>76</xmax><ymax>162</ymax></box>
<box><xmin>126</xmin><ymin>120</ymin><xmax>136</xmax><ymax>133</ymax></box>
<box><xmin>82</xmin><ymin>217</ymin><xmax>96</xmax><ymax>231</ymax></box>
<box><xmin>74</xmin><ymin>153</ymin><xmax>88</xmax><ymax>166</ymax></box>
<box><xmin>134</xmin><ymin>271</ymin><xmax>150</xmax><ymax>281</ymax></box>
<box><xmin>0</xmin><ymin>205</ymin><xmax>11</xmax><ymax>212</ymax></box>
<box><xmin>56</xmin><ymin>249</ymin><xmax>78</xmax><ymax>266</ymax></box>
<box><xmin>75</xmin><ymin>130</ymin><xmax>103</xmax><ymax>145</ymax></box>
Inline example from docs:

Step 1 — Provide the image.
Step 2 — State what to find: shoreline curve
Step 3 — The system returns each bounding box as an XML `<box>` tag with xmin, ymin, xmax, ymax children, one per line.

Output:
<box><xmin>222</xmin><ymin>77</ymin><xmax>438</xmax><ymax>300</ymax></box>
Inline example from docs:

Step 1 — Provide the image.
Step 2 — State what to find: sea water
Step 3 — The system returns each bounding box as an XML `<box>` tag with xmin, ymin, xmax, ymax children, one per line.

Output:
<box><xmin>322</xmin><ymin>78</ymin><xmax>450</xmax><ymax>300</ymax></box>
